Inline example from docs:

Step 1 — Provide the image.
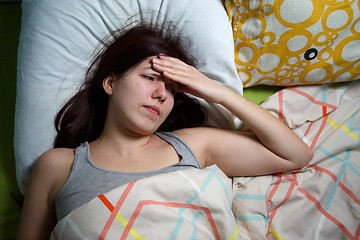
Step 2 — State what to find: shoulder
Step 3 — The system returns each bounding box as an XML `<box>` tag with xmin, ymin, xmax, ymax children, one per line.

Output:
<box><xmin>31</xmin><ymin>147</ymin><xmax>75</xmax><ymax>203</ymax></box>
<box><xmin>172</xmin><ymin>127</ymin><xmax>228</xmax><ymax>167</ymax></box>
<box><xmin>34</xmin><ymin>148</ymin><xmax>75</xmax><ymax>177</ymax></box>
<box><xmin>36</xmin><ymin>147</ymin><xmax>75</xmax><ymax>167</ymax></box>
<box><xmin>18</xmin><ymin>147</ymin><xmax>76</xmax><ymax>238</ymax></box>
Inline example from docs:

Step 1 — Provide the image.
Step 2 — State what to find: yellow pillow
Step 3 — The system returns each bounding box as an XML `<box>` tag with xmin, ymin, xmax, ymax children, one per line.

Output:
<box><xmin>225</xmin><ymin>0</ymin><xmax>360</xmax><ymax>87</ymax></box>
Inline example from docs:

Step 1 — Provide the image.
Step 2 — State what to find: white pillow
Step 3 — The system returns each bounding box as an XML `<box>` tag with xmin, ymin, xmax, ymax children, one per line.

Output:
<box><xmin>15</xmin><ymin>0</ymin><xmax>242</xmax><ymax>194</ymax></box>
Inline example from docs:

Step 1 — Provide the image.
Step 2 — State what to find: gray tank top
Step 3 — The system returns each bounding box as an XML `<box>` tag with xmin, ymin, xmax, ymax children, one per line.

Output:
<box><xmin>55</xmin><ymin>132</ymin><xmax>202</xmax><ymax>220</ymax></box>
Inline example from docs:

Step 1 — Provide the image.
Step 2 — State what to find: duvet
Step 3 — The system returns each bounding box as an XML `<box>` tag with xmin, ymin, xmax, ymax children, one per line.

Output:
<box><xmin>51</xmin><ymin>165</ymin><xmax>240</xmax><ymax>240</ymax></box>
<box><xmin>234</xmin><ymin>80</ymin><xmax>360</xmax><ymax>240</ymax></box>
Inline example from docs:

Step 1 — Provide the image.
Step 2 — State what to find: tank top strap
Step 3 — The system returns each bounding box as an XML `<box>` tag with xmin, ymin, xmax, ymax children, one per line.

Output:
<box><xmin>155</xmin><ymin>132</ymin><xmax>201</xmax><ymax>169</ymax></box>
<box><xmin>71</xmin><ymin>142</ymin><xmax>90</xmax><ymax>171</ymax></box>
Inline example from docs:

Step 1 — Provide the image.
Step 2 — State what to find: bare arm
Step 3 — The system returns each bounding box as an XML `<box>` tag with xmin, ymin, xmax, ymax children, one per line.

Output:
<box><xmin>17</xmin><ymin>148</ymin><xmax>73</xmax><ymax>239</ymax></box>
<box><xmin>209</xmin><ymin>89</ymin><xmax>313</xmax><ymax>175</ymax></box>
<box><xmin>152</xmin><ymin>56</ymin><xmax>313</xmax><ymax>176</ymax></box>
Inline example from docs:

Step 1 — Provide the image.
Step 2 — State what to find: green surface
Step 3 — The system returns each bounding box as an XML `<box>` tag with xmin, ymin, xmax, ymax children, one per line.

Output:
<box><xmin>243</xmin><ymin>85</ymin><xmax>283</xmax><ymax>105</ymax></box>
<box><xmin>0</xmin><ymin>2</ymin><xmax>22</xmax><ymax>239</ymax></box>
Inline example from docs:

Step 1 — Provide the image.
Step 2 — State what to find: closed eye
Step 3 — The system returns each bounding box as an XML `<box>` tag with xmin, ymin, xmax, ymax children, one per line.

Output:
<box><xmin>143</xmin><ymin>75</ymin><xmax>154</xmax><ymax>80</ymax></box>
<box><xmin>143</xmin><ymin>72</ymin><xmax>177</xmax><ymax>95</ymax></box>
<box><xmin>166</xmin><ymin>87</ymin><xmax>177</xmax><ymax>95</ymax></box>
<box><xmin>166</xmin><ymin>83</ymin><xmax>178</xmax><ymax>95</ymax></box>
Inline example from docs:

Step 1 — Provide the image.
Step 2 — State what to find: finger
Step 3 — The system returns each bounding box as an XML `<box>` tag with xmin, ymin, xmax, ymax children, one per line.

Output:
<box><xmin>153</xmin><ymin>56</ymin><xmax>195</xmax><ymax>73</ymax></box>
<box><xmin>160</xmin><ymin>68</ymin><xmax>188</xmax><ymax>84</ymax></box>
<box><xmin>158</xmin><ymin>55</ymin><xmax>189</xmax><ymax>67</ymax></box>
<box><xmin>152</xmin><ymin>62</ymin><xmax>190</xmax><ymax>80</ymax></box>
<box><xmin>151</xmin><ymin>57</ymin><xmax>201</xmax><ymax>91</ymax></box>
<box><xmin>152</xmin><ymin>57</ymin><xmax>189</xmax><ymax>72</ymax></box>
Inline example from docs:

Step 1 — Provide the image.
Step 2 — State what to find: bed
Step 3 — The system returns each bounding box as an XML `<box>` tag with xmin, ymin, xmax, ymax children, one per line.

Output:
<box><xmin>9</xmin><ymin>0</ymin><xmax>360</xmax><ymax>239</ymax></box>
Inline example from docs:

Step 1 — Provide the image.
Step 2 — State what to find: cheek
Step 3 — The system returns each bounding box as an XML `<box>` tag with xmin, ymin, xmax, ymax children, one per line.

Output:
<box><xmin>133</xmin><ymin>81</ymin><xmax>148</xmax><ymax>95</ymax></box>
<box><xmin>162</xmin><ymin>97</ymin><xmax>175</xmax><ymax>117</ymax></box>
<box><xmin>167</xmin><ymin>97</ymin><xmax>175</xmax><ymax>111</ymax></box>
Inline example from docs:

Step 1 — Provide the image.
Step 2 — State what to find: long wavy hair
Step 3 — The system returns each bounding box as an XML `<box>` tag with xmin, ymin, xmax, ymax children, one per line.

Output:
<box><xmin>54</xmin><ymin>23</ymin><xmax>207</xmax><ymax>148</ymax></box>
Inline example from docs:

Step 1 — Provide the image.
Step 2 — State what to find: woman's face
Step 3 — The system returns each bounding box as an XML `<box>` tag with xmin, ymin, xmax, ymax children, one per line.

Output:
<box><xmin>103</xmin><ymin>56</ymin><xmax>179</xmax><ymax>135</ymax></box>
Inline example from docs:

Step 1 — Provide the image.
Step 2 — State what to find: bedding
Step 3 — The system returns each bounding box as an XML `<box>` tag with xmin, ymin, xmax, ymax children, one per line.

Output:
<box><xmin>233</xmin><ymin>80</ymin><xmax>360</xmax><ymax>239</ymax></box>
<box><xmin>50</xmin><ymin>165</ymin><xmax>240</xmax><ymax>240</ymax></box>
<box><xmin>13</xmin><ymin>0</ymin><xmax>360</xmax><ymax>239</ymax></box>
<box><xmin>225</xmin><ymin>0</ymin><xmax>360</xmax><ymax>87</ymax></box>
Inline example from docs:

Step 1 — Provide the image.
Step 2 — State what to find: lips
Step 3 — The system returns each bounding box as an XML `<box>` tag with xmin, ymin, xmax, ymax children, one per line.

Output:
<box><xmin>144</xmin><ymin>105</ymin><xmax>160</xmax><ymax>115</ymax></box>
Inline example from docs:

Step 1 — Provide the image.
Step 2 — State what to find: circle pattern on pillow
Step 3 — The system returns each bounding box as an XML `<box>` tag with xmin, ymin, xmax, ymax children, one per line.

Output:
<box><xmin>225</xmin><ymin>0</ymin><xmax>360</xmax><ymax>87</ymax></box>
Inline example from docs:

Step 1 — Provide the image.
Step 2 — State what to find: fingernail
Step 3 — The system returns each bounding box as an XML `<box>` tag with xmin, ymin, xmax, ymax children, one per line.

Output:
<box><xmin>158</xmin><ymin>53</ymin><xmax>166</xmax><ymax>58</ymax></box>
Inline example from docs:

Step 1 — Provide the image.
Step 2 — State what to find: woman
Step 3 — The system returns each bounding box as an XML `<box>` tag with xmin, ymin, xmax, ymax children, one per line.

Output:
<box><xmin>17</xmin><ymin>23</ymin><xmax>313</xmax><ymax>239</ymax></box>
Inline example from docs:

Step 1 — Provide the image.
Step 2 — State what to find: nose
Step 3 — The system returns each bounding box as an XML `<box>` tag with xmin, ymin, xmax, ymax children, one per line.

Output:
<box><xmin>152</xmin><ymin>81</ymin><xmax>167</xmax><ymax>103</ymax></box>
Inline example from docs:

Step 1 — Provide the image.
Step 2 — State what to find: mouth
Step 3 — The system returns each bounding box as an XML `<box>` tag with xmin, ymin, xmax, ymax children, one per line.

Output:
<box><xmin>144</xmin><ymin>105</ymin><xmax>160</xmax><ymax>116</ymax></box>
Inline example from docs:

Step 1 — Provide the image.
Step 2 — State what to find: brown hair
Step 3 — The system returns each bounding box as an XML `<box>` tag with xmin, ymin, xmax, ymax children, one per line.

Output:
<box><xmin>54</xmin><ymin>23</ymin><xmax>207</xmax><ymax>148</ymax></box>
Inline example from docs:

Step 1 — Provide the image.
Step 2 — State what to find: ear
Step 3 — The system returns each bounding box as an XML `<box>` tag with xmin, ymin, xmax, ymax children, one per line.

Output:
<box><xmin>103</xmin><ymin>74</ymin><xmax>115</xmax><ymax>95</ymax></box>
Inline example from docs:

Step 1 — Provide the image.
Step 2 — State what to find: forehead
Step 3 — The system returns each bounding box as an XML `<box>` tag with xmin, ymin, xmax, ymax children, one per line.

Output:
<box><xmin>121</xmin><ymin>56</ymin><xmax>157</xmax><ymax>77</ymax></box>
<box><xmin>133</xmin><ymin>57</ymin><xmax>166</xmax><ymax>78</ymax></box>
<box><xmin>137</xmin><ymin>56</ymin><xmax>156</xmax><ymax>70</ymax></box>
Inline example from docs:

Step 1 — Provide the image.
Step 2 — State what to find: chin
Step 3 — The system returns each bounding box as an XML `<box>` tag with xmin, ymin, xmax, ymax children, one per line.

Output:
<box><xmin>131</xmin><ymin>125</ymin><xmax>160</xmax><ymax>136</ymax></box>
<box><xmin>130</xmin><ymin>118</ymin><xmax>165</xmax><ymax>135</ymax></box>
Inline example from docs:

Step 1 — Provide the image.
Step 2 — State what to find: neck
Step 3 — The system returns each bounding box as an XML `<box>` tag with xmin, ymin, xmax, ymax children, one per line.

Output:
<box><xmin>91</xmin><ymin>125</ymin><xmax>155</xmax><ymax>156</ymax></box>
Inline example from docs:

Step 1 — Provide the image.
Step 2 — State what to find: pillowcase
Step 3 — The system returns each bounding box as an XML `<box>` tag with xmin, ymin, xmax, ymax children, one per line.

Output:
<box><xmin>225</xmin><ymin>0</ymin><xmax>360</xmax><ymax>87</ymax></box>
<box><xmin>15</xmin><ymin>0</ymin><xmax>241</xmax><ymax>194</ymax></box>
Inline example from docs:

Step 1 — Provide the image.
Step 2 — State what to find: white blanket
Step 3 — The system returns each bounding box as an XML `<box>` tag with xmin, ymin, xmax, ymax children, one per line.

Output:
<box><xmin>51</xmin><ymin>165</ymin><xmax>241</xmax><ymax>240</ymax></box>
<box><xmin>234</xmin><ymin>80</ymin><xmax>360</xmax><ymax>239</ymax></box>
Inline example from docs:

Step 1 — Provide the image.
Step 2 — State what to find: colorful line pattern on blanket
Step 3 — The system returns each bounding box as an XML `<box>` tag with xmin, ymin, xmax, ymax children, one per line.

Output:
<box><xmin>51</xmin><ymin>165</ymin><xmax>240</xmax><ymax>239</ymax></box>
<box><xmin>98</xmin><ymin>181</ymin><xmax>140</xmax><ymax>239</ymax></box>
<box><xmin>233</xmin><ymin>81</ymin><xmax>360</xmax><ymax>240</ymax></box>
<box><xmin>270</xmin><ymin>84</ymin><xmax>360</xmax><ymax>239</ymax></box>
